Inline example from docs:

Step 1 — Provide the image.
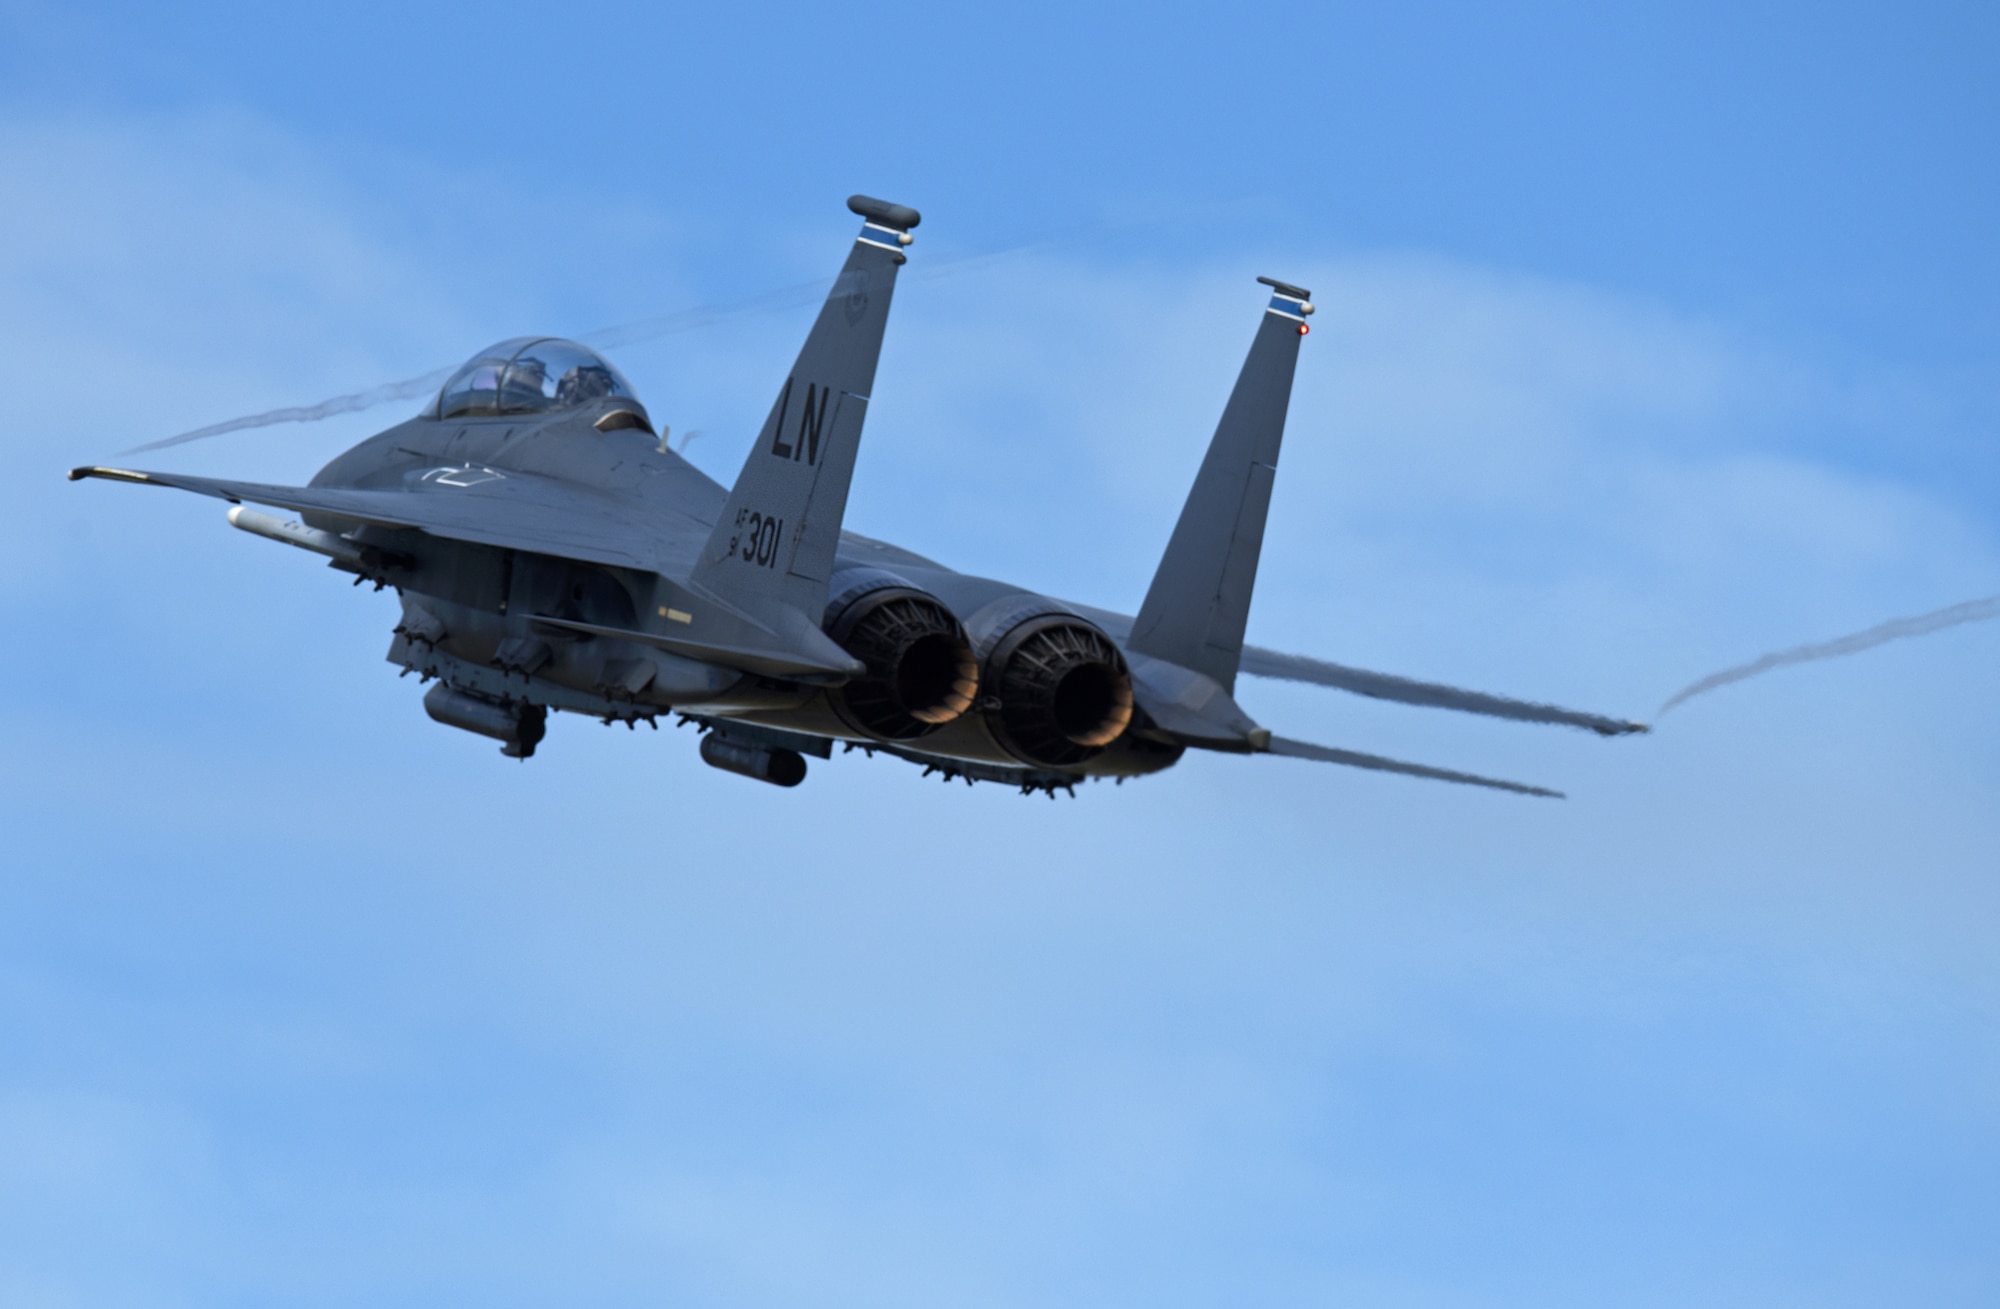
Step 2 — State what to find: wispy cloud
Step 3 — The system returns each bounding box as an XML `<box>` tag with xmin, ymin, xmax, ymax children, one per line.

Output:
<box><xmin>9</xmin><ymin>106</ymin><xmax>2000</xmax><ymax>1309</ymax></box>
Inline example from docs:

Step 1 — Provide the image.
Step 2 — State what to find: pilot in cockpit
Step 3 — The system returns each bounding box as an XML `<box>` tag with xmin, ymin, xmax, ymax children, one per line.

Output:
<box><xmin>500</xmin><ymin>355</ymin><xmax>550</xmax><ymax>410</ymax></box>
<box><xmin>556</xmin><ymin>362</ymin><xmax>618</xmax><ymax>406</ymax></box>
<box><xmin>433</xmin><ymin>338</ymin><xmax>640</xmax><ymax>420</ymax></box>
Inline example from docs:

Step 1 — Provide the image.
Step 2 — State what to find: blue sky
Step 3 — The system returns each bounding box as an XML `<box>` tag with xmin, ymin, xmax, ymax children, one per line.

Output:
<box><xmin>2</xmin><ymin>2</ymin><xmax>1997</xmax><ymax>1305</ymax></box>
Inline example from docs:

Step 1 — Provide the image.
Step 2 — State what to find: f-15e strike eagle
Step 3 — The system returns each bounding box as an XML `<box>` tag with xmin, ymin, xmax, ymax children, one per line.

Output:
<box><xmin>70</xmin><ymin>195</ymin><xmax>1644</xmax><ymax>798</ymax></box>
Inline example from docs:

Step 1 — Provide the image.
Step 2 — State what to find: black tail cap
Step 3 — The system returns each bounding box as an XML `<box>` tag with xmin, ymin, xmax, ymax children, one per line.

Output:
<box><xmin>848</xmin><ymin>195</ymin><xmax>922</xmax><ymax>230</ymax></box>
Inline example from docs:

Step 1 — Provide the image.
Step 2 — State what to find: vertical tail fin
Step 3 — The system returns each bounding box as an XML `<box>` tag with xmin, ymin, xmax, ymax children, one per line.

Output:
<box><xmin>1127</xmin><ymin>278</ymin><xmax>1312</xmax><ymax>692</ymax></box>
<box><xmin>692</xmin><ymin>195</ymin><xmax>919</xmax><ymax>625</ymax></box>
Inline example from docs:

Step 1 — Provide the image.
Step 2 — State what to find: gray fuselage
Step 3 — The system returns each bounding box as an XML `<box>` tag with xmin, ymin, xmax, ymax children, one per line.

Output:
<box><xmin>314</xmin><ymin>396</ymin><xmax>1185</xmax><ymax>782</ymax></box>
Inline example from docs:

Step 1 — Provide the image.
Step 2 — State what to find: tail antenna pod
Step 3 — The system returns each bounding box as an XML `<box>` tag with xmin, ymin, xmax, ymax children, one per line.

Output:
<box><xmin>1256</xmin><ymin>275</ymin><xmax>1316</xmax><ymax>323</ymax></box>
<box><xmin>848</xmin><ymin>195</ymin><xmax>922</xmax><ymax>232</ymax></box>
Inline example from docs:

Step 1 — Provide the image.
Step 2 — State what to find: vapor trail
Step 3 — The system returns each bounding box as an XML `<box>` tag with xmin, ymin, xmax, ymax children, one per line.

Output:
<box><xmin>119</xmin><ymin>283</ymin><xmax>830</xmax><ymax>456</ymax></box>
<box><xmin>1658</xmin><ymin>593</ymin><xmax>2000</xmax><ymax>716</ymax></box>
<box><xmin>123</xmin><ymin>368</ymin><xmax>459</xmax><ymax>454</ymax></box>
<box><xmin>117</xmin><ymin>236</ymin><xmax>1059</xmax><ymax>457</ymax></box>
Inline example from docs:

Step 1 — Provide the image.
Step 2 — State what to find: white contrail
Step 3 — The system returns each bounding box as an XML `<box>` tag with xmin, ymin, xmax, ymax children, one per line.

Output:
<box><xmin>1658</xmin><ymin>593</ymin><xmax>2000</xmax><ymax>715</ymax></box>
<box><xmin>116</xmin><ymin>237</ymin><xmax>1065</xmax><ymax>457</ymax></box>
<box><xmin>123</xmin><ymin>368</ymin><xmax>457</xmax><ymax>453</ymax></box>
<box><xmin>112</xmin><ymin>198</ymin><xmax>1236</xmax><ymax>460</ymax></box>
<box><xmin>118</xmin><ymin>283</ymin><xmax>828</xmax><ymax>456</ymax></box>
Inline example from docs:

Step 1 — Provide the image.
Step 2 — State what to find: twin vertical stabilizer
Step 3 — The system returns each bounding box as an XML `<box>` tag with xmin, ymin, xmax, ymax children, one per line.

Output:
<box><xmin>692</xmin><ymin>196</ymin><xmax>920</xmax><ymax>629</ymax></box>
<box><xmin>1127</xmin><ymin>278</ymin><xmax>1312</xmax><ymax>692</ymax></box>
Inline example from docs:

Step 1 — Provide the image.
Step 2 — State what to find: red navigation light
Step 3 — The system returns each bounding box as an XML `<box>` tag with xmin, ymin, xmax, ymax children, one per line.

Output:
<box><xmin>1298</xmin><ymin>323</ymin><xmax>1309</xmax><ymax>336</ymax></box>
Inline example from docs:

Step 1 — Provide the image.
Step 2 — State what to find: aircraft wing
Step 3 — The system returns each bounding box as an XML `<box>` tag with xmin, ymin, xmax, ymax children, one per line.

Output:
<box><xmin>68</xmin><ymin>464</ymin><xmax>685</xmax><ymax>574</ymax></box>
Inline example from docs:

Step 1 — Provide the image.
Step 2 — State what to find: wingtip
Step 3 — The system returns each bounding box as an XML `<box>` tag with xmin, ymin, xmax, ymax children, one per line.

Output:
<box><xmin>68</xmin><ymin>465</ymin><xmax>149</xmax><ymax>485</ymax></box>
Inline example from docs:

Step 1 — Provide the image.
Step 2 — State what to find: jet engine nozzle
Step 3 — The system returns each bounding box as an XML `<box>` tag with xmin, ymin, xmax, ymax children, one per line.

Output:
<box><xmin>984</xmin><ymin>616</ymin><xmax>1135</xmax><ymax>767</ymax></box>
<box><xmin>826</xmin><ymin>587</ymin><xmax>979</xmax><ymax>741</ymax></box>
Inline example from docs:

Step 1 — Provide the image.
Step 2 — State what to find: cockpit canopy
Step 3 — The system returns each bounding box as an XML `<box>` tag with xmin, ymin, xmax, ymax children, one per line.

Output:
<box><xmin>430</xmin><ymin>337</ymin><xmax>639</xmax><ymax>420</ymax></box>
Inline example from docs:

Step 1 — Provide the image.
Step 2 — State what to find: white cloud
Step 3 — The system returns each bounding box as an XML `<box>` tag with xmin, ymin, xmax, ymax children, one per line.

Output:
<box><xmin>3</xmin><ymin>107</ymin><xmax>1998</xmax><ymax>1309</ymax></box>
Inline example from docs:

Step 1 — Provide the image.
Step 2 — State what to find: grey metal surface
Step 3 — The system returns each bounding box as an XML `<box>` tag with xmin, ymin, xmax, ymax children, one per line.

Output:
<box><xmin>68</xmin><ymin>195</ymin><xmax>1642</xmax><ymax>797</ymax></box>
<box><xmin>72</xmin><ymin>460</ymin><xmax>686</xmax><ymax>573</ymax></box>
<box><xmin>691</xmin><ymin>210</ymin><xmax>915</xmax><ymax>628</ymax></box>
<box><xmin>1125</xmin><ymin>282</ymin><xmax>1309</xmax><ymax>691</ymax></box>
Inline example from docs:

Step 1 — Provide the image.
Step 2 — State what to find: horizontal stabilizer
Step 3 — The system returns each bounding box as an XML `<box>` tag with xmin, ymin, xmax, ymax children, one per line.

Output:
<box><xmin>1241</xmin><ymin>646</ymin><xmax>1647</xmax><ymax>736</ymax></box>
<box><xmin>1267</xmin><ymin>735</ymin><xmax>1563</xmax><ymax>798</ymax></box>
<box><xmin>528</xmin><ymin>614</ymin><xmax>863</xmax><ymax>682</ymax></box>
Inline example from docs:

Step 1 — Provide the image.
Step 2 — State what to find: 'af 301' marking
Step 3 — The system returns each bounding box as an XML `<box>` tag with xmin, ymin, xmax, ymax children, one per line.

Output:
<box><xmin>725</xmin><ymin>508</ymin><xmax>785</xmax><ymax>569</ymax></box>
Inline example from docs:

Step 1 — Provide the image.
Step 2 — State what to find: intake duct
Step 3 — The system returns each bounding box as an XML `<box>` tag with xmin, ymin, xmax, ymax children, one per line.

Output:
<box><xmin>826</xmin><ymin>583</ymin><xmax>978</xmax><ymax>741</ymax></box>
<box><xmin>984</xmin><ymin>615</ymin><xmax>1135</xmax><ymax>767</ymax></box>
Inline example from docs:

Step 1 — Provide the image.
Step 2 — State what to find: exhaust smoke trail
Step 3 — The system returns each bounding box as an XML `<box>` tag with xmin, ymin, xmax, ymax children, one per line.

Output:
<box><xmin>113</xmin><ymin>194</ymin><xmax>1255</xmax><ymax>458</ymax></box>
<box><xmin>120</xmin><ymin>277</ymin><xmax>836</xmax><ymax>456</ymax></box>
<box><xmin>123</xmin><ymin>368</ymin><xmax>458</xmax><ymax>453</ymax></box>
<box><xmin>1658</xmin><ymin>593</ymin><xmax>2000</xmax><ymax>716</ymax></box>
<box><xmin>117</xmin><ymin>231</ymin><xmax>1074</xmax><ymax>457</ymax></box>
<box><xmin>1239</xmin><ymin>646</ymin><xmax>1649</xmax><ymax>736</ymax></box>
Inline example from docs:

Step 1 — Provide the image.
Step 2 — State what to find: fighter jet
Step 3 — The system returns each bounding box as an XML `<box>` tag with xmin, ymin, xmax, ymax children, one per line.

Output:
<box><xmin>70</xmin><ymin>195</ymin><xmax>1644</xmax><ymax>798</ymax></box>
